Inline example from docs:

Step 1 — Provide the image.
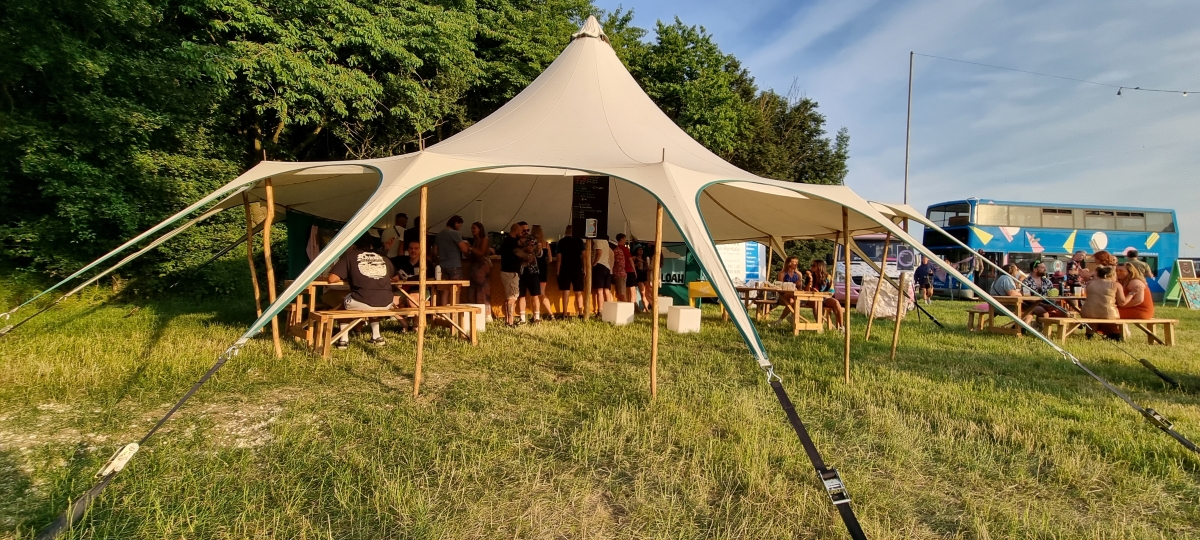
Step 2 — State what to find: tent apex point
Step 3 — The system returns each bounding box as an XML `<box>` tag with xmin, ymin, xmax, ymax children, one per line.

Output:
<box><xmin>573</xmin><ymin>15</ymin><xmax>609</xmax><ymax>43</ymax></box>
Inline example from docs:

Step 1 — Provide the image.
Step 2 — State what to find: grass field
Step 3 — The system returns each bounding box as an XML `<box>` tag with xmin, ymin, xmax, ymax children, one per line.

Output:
<box><xmin>1</xmin><ymin>286</ymin><xmax>1199</xmax><ymax>539</ymax></box>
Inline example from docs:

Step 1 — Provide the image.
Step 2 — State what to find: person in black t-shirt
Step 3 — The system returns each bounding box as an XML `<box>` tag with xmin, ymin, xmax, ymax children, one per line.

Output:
<box><xmin>327</xmin><ymin>235</ymin><xmax>397</xmax><ymax>348</ymax></box>
<box><xmin>555</xmin><ymin>224</ymin><xmax>585</xmax><ymax>317</ymax></box>
<box><xmin>914</xmin><ymin>256</ymin><xmax>936</xmax><ymax>305</ymax></box>
<box><xmin>499</xmin><ymin>222</ymin><xmax>530</xmax><ymax>325</ymax></box>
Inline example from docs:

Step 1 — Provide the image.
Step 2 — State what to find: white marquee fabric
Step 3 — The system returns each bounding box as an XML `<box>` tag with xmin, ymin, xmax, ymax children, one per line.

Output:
<box><xmin>29</xmin><ymin>16</ymin><xmax>1048</xmax><ymax>371</ymax></box>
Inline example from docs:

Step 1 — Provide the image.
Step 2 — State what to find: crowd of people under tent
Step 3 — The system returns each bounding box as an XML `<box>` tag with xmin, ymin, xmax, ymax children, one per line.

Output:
<box><xmin>313</xmin><ymin>210</ymin><xmax>880</xmax><ymax>346</ymax></box>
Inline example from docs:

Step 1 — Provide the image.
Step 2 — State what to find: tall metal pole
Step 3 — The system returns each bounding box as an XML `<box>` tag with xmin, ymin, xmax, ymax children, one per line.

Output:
<box><xmin>902</xmin><ymin>51</ymin><xmax>914</xmax><ymax>232</ymax></box>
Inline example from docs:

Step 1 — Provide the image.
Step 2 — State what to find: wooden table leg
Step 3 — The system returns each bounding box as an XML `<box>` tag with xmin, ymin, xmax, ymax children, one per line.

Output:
<box><xmin>815</xmin><ymin>299</ymin><xmax>824</xmax><ymax>334</ymax></box>
<box><xmin>792</xmin><ymin>297</ymin><xmax>801</xmax><ymax>336</ymax></box>
<box><xmin>470</xmin><ymin>308</ymin><xmax>478</xmax><ymax>346</ymax></box>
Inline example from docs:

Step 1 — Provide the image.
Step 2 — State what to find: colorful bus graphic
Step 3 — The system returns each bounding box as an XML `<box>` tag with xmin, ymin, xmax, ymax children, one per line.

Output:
<box><xmin>921</xmin><ymin>199</ymin><xmax>1178</xmax><ymax>299</ymax></box>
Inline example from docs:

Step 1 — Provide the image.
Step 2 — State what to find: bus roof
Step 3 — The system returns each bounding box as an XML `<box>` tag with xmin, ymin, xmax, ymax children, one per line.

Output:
<box><xmin>928</xmin><ymin>198</ymin><xmax>1175</xmax><ymax>215</ymax></box>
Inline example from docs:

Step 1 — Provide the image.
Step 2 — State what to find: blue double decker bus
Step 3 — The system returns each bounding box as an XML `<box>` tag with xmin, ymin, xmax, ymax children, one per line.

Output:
<box><xmin>922</xmin><ymin>199</ymin><xmax>1179</xmax><ymax>299</ymax></box>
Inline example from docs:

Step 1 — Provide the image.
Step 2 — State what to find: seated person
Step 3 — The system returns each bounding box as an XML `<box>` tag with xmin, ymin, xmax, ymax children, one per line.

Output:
<box><xmin>1116</xmin><ymin>262</ymin><xmax>1154</xmax><ymax>320</ymax></box>
<box><xmin>1081</xmin><ymin>265</ymin><xmax>1127</xmax><ymax>339</ymax></box>
<box><xmin>989</xmin><ymin>264</ymin><xmax>1022</xmax><ymax>297</ymax></box>
<box><xmin>1022</xmin><ymin>261</ymin><xmax>1066</xmax><ymax>324</ymax></box>
<box><xmin>394</xmin><ymin>240</ymin><xmax>434</xmax><ymax>305</ymax></box>
<box><xmin>809</xmin><ymin>259</ymin><xmax>844</xmax><ymax>331</ymax></box>
<box><xmin>771</xmin><ymin>256</ymin><xmax>804</xmax><ymax>326</ymax></box>
<box><xmin>326</xmin><ymin>235</ymin><xmax>398</xmax><ymax>349</ymax></box>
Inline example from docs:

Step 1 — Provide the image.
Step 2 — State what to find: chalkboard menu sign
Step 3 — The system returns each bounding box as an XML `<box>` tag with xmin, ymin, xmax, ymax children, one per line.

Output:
<box><xmin>571</xmin><ymin>176</ymin><xmax>610</xmax><ymax>239</ymax></box>
<box><xmin>1179</xmin><ymin>259</ymin><xmax>1196</xmax><ymax>280</ymax></box>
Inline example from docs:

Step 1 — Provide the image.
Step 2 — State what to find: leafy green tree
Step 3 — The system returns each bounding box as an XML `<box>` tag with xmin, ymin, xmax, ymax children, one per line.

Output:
<box><xmin>0</xmin><ymin>0</ymin><xmax>242</xmax><ymax>275</ymax></box>
<box><xmin>625</xmin><ymin>18</ymin><xmax>749</xmax><ymax>158</ymax></box>
<box><xmin>195</xmin><ymin>0</ymin><xmax>480</xmax><ymax>160</ymax></box>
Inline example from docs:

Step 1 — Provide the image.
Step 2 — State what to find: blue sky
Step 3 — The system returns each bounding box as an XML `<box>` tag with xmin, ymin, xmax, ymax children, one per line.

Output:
<box><xmin>594</xmin><ymin>0</ymin><xmax>1200</xmax><ymax>256</ymax></box>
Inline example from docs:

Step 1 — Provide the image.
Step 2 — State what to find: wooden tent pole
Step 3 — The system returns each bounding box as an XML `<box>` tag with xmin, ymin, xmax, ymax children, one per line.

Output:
<box><xmin>766</xmin><ymin>243</ymin><xmax>774</xmax><ymax>279</ymax></box>
<box><xmin>891</xmin><ymin>271</ymin><xmax>908</xmax><ymax>360</ymax></box>
<box><xmin>242</xmin><ymin>193</ymin><xmax>263</xmax><ymax>318</ymax></box>
<box><xmin>864</xmin><ymin>234</ymin><xmax>891</xmax><ymax>340</ymax></box>
<box><xmin>842</xmin><ymin>207</ymin><xmax>851</xmax><ymax>384</ymax></box>
<box><xmin>584</xmin><ymin>239</ymin><xmax>593</xmax><ymax>320</ymax></box>
<box><xmin>263</xmin><ymin>178</ymin><xmax>282</xmax><ymax>358</ymax></box>
<box><xmin>650</xmin><ymin>205</ymin><xmax>664</xmax><ymax>398</ymax></box>
<box><xmin>414</xmin><ymin>185</ymin><xmax>428</xmax><ymax>397</ymax></box>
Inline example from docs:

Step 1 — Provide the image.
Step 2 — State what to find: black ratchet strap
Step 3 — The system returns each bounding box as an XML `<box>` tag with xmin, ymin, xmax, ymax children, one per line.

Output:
<box><xmin>770</xmin><ymin>378</ymin><xmax>868</xmax><ymax>540</ymax></box>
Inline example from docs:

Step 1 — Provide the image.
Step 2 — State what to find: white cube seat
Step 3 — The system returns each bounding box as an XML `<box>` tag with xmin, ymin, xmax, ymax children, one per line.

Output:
<box><xmin>463</xmin><ymin>303</ymin><xmax>487</xmax><ymax>333</ymax></box>
<box><xmin>656</xmin><ymin>296</ymin><xmax>674</xmax><ymax>314</ymax></box>
<box><xmin>601</xmin><ymin>301</ymin><xmax>636</xmax><ymax>325</ymax></box>
<box><xmin>667</xmin><ymin>306</ymin><xmax>702</xmax><ymax>333</ymax></box>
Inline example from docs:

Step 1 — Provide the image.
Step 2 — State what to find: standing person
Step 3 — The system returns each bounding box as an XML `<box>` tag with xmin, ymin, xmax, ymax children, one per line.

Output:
<box><xmin>914</xmin><ymin>255</ymin><xmax>936</xmax><ymax>305</ymax></box>
<box><xmin>435</xmin><ymin>215</ymin><xmax>471</xmax><ymax>304</ymax></box>
<box><xmin>632</xmin><ymin>245</ymin><xmax>651</xmax><ymax>312</ymax></box>
<box><xmin>1117</xmin><ymin>262</ymin><xmax>1155</xmax><ymax>320</ymax></box>
<box><xmin>499</xmin><ymin>222</ymin><xmax>527</xmax><ymax>326</ymax></box>
<box><xmin>555</xmin><ymin>225</ymin><xmax>586</xmax><ymax>318</ymax></box>
<box><xmin>1125</xmin><ymin>249</ymin><xmax>1155</xmax><ymax>279</ymax></box>
<box><xmin>530</xmin><ymin>225</ymin><xmax>555</xmax><ymax>320</ymax></box>
<box><xmin>381</xmin><ymin>212</ymin><xmax>408</xmax><ymax>260</ymax></box>
<box><xmin>467</xmin><ymin>222</ymin><xmax>492</xmax><ymax>309</ymax></box>
<box><xmin>591</xmin><ymin>235</ymin><xmax>615</xmax><ymax>314</ymax></box>
<box><xmin>809</xmin><ymin>259</ymin><xmax>844</xmax><ymax>331</ymax></box>
<box><xmin>615</xmin><ymin>234</ymin><xmax>637</xmax><ymax>305</ymax></box>
<box><xmin>326</xmin><ymin>235</ymin><xmax>398</xmax><ymax>349</ymax></box>
<box><xmin>612</xmin><ymin>234</ymin><xmax>629</xmax><ymax>302</ymax></box>
<box><xmin>1071</xmin><ymin>250</ymin><xmax>1100</xmax><ymax>284</ymax></box>
<box><xmin>518</xmin><ymin>225</ymin><xmax>544</xmax><ymax>323</ymax></box>
<box><xmin>1082</xmin><ymin>265</ymin><xmax>1127</xmax><ymax>339</ymax></box>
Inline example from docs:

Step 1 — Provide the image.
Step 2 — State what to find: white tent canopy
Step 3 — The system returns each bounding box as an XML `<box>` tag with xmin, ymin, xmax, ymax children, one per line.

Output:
<box><xmin>25</xmin><ymin>16</ymin><xmax>1030</xmax><ymax>371</ymax></box>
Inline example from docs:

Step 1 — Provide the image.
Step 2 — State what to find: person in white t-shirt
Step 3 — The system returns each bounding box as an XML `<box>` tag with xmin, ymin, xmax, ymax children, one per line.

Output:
<box><xmin>591</xmin><ymin>236</ymin><xmax>615</xmax><ymax>314</ymax></box>
<box><xmin>381</xmin><ymin>212</ymin><xmax>408</xmax><ymax>259</ymax></box>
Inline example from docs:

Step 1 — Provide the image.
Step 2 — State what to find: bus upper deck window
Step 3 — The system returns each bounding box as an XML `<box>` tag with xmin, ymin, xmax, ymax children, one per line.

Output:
<box><xmin>975</xmin><ymin>204</ymin><xmax>1007</xmax><ymax>226</ymax></box>
<box><xmin>1116</xmin><ymin>211</ymin><xmax>1145</xmax><ymax>231</ymax></box>
<box><xmin>1084</xmin><ymin>210</ymin><xmax>1116</xmax><ymax>230</ymax></box>
<box><xmin>1146</xmin><ymin>212</ymin><xmax>1175</xmax><ymax>233</ymax></box>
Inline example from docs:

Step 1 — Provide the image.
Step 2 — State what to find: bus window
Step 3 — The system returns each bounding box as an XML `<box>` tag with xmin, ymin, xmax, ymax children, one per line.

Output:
<box><xmin>927</xmin><ymin>203</ymin><xmax>969</xmax><ymax>227</ymax></box>
<box><xmin>975</xmin><ymin>204</ymin><xmax>1007</xmax><ymax>226</ymax></box>
<box><xmin>1084</xmin><ymin>210</ymin><xmax>1115</xmax><ymax>230</ymax></box>
<box><xmin>1008</xmin><ymin>206</ymin><xmax>1041</xmax><ymax>227</ymax></box>
<box><xmin>1041</xmin><ymin>208</ymin><xmax>1073</xmax><ymax>229</ymax></box>
<box><xmin>1116</xmin><ymin>212</ymin><xmax>1145</xmax><ymax>231</ymax></box>
<box><xmin>1146</xmin><ymin>212</ymin><xmax>1175</xmax><ymax>233</ymax></box>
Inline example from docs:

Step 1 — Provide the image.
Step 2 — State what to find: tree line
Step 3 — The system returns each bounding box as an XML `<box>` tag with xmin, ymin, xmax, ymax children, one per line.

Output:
<box><xmin>0</xmin><ymin>0</ymin><xmax>846</xmax><ymax>290</ymax></box>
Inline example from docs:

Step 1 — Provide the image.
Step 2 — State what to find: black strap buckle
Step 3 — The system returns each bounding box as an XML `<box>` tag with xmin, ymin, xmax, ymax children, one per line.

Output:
<box><xmin>820</xmin><ymin>468</ymin><xmax>851</xmax><ymax>505</ymax></box>
<box><xmin>1142</xmin><ymin>408</ymin><xmax>1174</xmax><ymax>430</ymax></box>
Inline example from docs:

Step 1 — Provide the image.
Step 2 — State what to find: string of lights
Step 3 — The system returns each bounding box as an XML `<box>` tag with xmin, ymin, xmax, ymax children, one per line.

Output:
<box><xmin>913</xmin><ymin>52</ymin><xmax>1192</xmax><ymax>96</ymax></box>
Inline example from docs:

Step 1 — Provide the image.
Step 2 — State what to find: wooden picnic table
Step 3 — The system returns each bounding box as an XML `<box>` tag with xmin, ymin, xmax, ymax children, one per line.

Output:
<box><xmin>735</xmin><ymin>286</ymin><xmax>832</xmax><ymax>335</ymax></box>
<box><xmin>283</xmin><ymin>277</ymin><xmax>471</xmax><ymax>343</ymax></box>
<box><xmin>985</xmin><ymin>295</ymin><xmax>1083</xmax><ymax>336</ymax></box>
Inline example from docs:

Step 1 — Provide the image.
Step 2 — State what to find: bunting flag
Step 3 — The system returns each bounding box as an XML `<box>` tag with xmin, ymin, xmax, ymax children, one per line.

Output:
<box><xmin>998</xmin><ymin>226</ymin><xmax>1020</xmax><ymax>242</ymax></box>
<box><xmin>1146</xmin><ymin>232</ymin><xmax>1160</xmax><ymax>249</ymax></box>
<box><xmin>1062</xmin><ymin>230</ymin><xmax>1077</xmax><ymax>253</ymax></box>
<box><xmin>971</xmin><ymin>226</ymin><xmax>994</xmax><ymax>245</ymax></box>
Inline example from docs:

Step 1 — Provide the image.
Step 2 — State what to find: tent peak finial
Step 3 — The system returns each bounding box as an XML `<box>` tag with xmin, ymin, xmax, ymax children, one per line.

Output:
<box><xmin>572</xmin><ymin>15</ymin><xmax>609</xmax><ymax>43</ymax></box>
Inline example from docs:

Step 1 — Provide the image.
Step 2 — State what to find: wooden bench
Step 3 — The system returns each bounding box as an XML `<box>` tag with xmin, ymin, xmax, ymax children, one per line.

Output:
<box><xmin>965</xmin><ymin>306</ymin><xmax>990</xmax><ymax>332</ymax></box>
<box><xmin>1037</xmin><ymin>317</ymin><xmax>1178</xmax><ymax>346</ymax></box>
<box><xmin>311</xmin><ymin>304</ymin><xmax>482</xmax><ymax>358</ymax></box>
